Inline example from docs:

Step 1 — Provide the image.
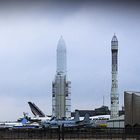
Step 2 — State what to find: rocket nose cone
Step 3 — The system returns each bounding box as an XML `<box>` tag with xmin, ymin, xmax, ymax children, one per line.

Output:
<box><xmin>57</xmin><ymin>36</ymin><xmax>66</xmax><ymax>50</ymax></box>
<box><xmin>112</xmin><ymin>34</ymin><xmax>118</xmax><ymax>42</ymax></box>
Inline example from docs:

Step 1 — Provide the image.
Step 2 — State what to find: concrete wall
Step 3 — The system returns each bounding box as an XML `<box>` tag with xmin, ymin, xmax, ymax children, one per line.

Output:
<box><xmin>124</xmin><ymin>91</ymin><xmax>140</xmax><ymax>127</ymax></box>
<box><xmin>107</xmin><ymin>120</ymin><xmax>124</xmax><ymax>128</ymax></box>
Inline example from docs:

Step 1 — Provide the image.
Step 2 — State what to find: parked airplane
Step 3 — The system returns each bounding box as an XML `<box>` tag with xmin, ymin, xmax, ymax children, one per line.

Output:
<box><xmin>41</xmin><ymin>112</ymin><xmax>92</xmax><ymax>128</ymax></box>
<box><xmin>91</xmin><ymin>115</ymin><xmax>110</xmax><ymax>128</ymax></box>
<box><xmin>0</xmin><ymin>117</ymin><xmax>28</xmax><ymax>128</ymax></box>
<box><xmin>28</xmin><ymin>102</ymin><xmax>93</xmax><ymax>128</ymax></box>
<box><xmin>0</xmin><ymin>112</ymin><xmax>42</xmax><ymax>129</ymax></box>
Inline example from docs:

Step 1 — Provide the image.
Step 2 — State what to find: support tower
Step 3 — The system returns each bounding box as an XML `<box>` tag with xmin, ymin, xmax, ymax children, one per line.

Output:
<box><xmin>52</xmin><ymin>36</ymin><xmax>71</xmax><ymax>119</ymax></box>
<box><xmin>110</xmin><ymin>34</ymin><xmax>119</xmax><ymax>119</ymax></box>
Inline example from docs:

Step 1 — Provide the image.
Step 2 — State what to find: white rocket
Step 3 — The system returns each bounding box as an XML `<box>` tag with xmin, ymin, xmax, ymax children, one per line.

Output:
<box><xmin>57</xmin><ymin>36</ymin><xmax>67</xmax><ymax>74</ymax></box>
<box><xmin>52</xmin><ymin>36</ymin><xmax>71</xmax><ymax>119</ymax></box>
<box><xmin>110</xmin><ymin>34</ymin><xmax>119</xmax><ymax>119</ymax></box>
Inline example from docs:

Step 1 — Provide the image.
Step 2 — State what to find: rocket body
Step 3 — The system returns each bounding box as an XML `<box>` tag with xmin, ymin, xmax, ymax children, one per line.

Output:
<box><xmin>110</xmin><ymin>34</ymin><xmax>119</xmax><ymax>119</ymax></box>
<box><xmin>52</xmin><ymin>37</ymin><xmax>71</xmax><ymax>119</ymax></box>
<box><xmin>57</xmin><ymin>37</ymin><xmax>67</xmax><ymax>74</ymax></box>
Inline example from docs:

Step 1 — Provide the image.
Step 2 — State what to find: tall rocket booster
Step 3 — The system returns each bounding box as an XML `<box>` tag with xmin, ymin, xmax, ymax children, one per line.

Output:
<box><xmin>52</xmin><ymin>36</ymin><xmax>71</xmax><ymax>119</ymax></box>
<box><xmin>110</xmin><ymin>34</ymin><xmax>119</xmax><ymax>119</ymax></box>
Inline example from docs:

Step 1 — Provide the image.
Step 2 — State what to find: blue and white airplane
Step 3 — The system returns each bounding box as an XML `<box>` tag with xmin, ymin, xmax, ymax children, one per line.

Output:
<box><xmin>41</xmin><ymin>112</ymin><xmax>92</xmax><ymax>128</ymax></box>
<box><xmin>0</xmin><ymin>113</ymin><xmax>40</xmax><ymax>129</ymax></box>
<box><xmin>0</xmin><ymin>117</ymin><xmax>28</xmax><ymax>128</ymax></box>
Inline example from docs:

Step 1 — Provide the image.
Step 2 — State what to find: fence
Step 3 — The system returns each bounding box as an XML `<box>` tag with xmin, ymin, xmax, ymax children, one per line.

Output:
<box><xmin>0</xmin><ymin>127</ymin><xmax>140</xmax><ymax>139</ymax></box>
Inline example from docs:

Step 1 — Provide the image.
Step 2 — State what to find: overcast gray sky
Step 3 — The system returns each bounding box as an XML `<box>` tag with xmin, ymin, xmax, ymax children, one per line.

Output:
<box><xmin>0</xmin><ymin>0</ymin><xmax>140</xmax><ymax>121</ymax></box>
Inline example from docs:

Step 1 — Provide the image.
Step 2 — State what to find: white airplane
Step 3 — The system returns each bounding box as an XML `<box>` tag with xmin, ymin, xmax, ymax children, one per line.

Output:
<box><xmin>0</xmin><ymin>113</ymin><xmax>41</xmax><ymax>129</ymax></box>
<box><xmin>0</xmin><ymin>122</ymin><xmax>23</xmax><ymax>128</ymax></box>
<box><xmin>91</xmin><ymin>115</ymin><xmax>110</xmax><ymax>120</ymax></box>
<box><xmin>90</xmin><ymin>115</ymin><xmax>110</xmax><ymax>127</ymax></box>
<box><xmin>0</xmin><ymin>117</ymin><xmax>27</xmax><ymax>128</ymax></box>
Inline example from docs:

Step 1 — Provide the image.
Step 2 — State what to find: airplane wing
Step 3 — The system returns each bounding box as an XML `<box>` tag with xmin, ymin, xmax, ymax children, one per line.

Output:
<box><xmin>28</xmin><ymin>102</ymin><xmax>45</xmax><ymax>117</ymax></box>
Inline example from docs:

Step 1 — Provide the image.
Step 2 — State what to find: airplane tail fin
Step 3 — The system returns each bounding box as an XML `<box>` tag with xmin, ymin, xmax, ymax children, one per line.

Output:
<box><xmin>83</xmin><ymin>113</ymin><xmax>90</xmax><ymax>124</ymax></box>
<box><xmin>28</xmin><ymin>102</ymin><xmax>45</xmax><ymax>117</ymax></box>
<box><xmin>20</xmin><ymin>118</ymin><xmax>28</xmax><ymax>124</ymax></box>
<box><xmin>17</xmin><ymin>112</ymin><xmax>28</xmax><ymax>124</ymax></box>
<box><xmin>74</xmin><ymin>110</ymin><xmax>80</xmax><ymax>122</ymax></box>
